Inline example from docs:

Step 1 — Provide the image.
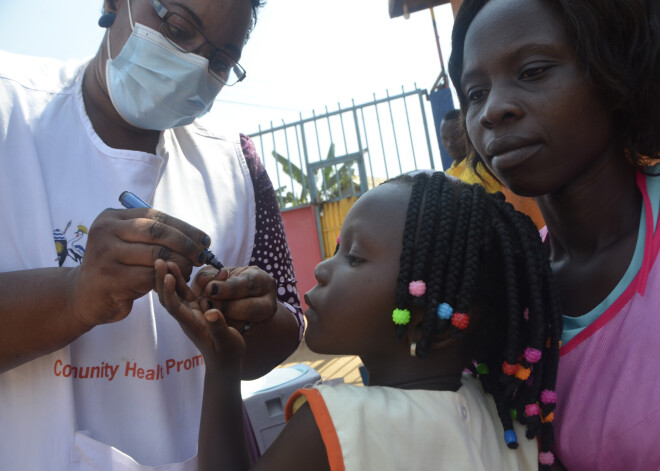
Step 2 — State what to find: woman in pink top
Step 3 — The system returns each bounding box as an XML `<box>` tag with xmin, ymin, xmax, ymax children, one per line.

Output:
<box><xmin>447</xmin><ymin>0</ymin><xmax>660</xmax><ymax>469</ymax></box>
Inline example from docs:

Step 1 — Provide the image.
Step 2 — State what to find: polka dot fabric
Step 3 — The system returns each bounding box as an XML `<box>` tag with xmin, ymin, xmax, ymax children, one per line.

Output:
<box><xmin>241</xmin><ymin>135</ymin><xmax>304</xmax><ymax>341</ymax></box>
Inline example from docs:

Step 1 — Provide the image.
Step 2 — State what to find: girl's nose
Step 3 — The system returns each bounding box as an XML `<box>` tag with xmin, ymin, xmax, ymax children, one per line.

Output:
<box><xmin>314</xmin><ymin>258</ymin><xmax>331</xmax><ymax>285</ymax></box>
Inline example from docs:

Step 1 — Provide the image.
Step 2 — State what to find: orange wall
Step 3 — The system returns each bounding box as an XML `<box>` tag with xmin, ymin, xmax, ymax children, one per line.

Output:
<box><xmin>281</xmin><ymin>205</ymin><xmax>322</xmax><ymax>312</ymax></box>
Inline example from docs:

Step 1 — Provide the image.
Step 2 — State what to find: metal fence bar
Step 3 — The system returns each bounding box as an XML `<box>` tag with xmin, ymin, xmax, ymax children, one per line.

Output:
<box><xmin>352</xmin><ymin>106</ymin><xmax>368</xmax><ymax>195</ymax></box>
<box><xmin>247</xmin><ymin>87</ymin><xmax>436</xmax><ymax>210</ymax></box>
<box><xmin>373</xmin><ymin>92</ymin><xmax>390</xmax><ymax>181</ymax></box>
<box><xmin>251</xmin><ymin>89</ymin><xmax>426</xmax><ymax>135</ymax></box>
<box><xmin>402</xmin><ymin>85</ymin><xmax>418</xmax><ymax>170</ymax></box>
<box><xmin>418</xmin><ymin>86</ymin><xmax>435</xmax><ymax>170</ymax></box>
<box><xmin>358</xmin><ymin>103</ymin><xmax>376</xmax><ymax>189</ymax></box>
<box><xmin>325</xmin><ymin>105</ymin><xmax>341</xmax><ymax>199</ymax></box>
<box><xmin>386</xmin><ymin>89</ymin><xmax>403</xmax><ymax>175</ymax></box>
<box><xmin>294</xmin><ymin>119</ymin><xmax>307</xmax><ymax>204</ymax></box>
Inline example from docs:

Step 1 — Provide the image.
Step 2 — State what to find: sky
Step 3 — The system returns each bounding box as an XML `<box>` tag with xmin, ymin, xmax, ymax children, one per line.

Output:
<box><xmin>0</xmin><ymin>0</ymin><xmax>458</xmax><ymax>137</ymax></box>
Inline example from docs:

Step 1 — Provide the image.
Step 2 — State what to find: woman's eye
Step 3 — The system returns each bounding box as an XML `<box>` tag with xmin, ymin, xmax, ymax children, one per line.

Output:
<box><xmin>520</xmin><ymin>66</ymin><xmax>550</xmax><ymax>80</ymax></box>
<box><xmin>466</xmin><ymin>88</ymin><xmax>486</xmax><ymax>103</ymax></box>
<box><xmin>209</xmin><ymin>54</ymin><xmax>231</xmax><ymax>75</ymax></box>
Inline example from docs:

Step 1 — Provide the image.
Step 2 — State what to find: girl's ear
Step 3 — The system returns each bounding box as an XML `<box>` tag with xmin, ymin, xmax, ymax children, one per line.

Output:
<box><xmin>407</xmin><ymin>306</ymin><xmax>474</xmax><ymax>355</ymax></box>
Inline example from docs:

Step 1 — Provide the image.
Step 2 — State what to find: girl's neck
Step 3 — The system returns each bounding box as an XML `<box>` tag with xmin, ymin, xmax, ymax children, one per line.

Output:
<box><xmin>361</xmin><ymin>356</ymin><xmax>464</xmax><ymax>391</ymax></box>
<box><xmin>386</xmin><ymin>375</ymin><xmax>462</xmax><ymax>392</ymax></box>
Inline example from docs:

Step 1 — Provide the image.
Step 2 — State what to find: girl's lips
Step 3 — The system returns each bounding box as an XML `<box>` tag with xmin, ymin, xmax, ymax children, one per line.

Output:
<box><xmin>490</xmin><ymin>143</ymin><xmax>543</xmax><ymax>171</ymax></box>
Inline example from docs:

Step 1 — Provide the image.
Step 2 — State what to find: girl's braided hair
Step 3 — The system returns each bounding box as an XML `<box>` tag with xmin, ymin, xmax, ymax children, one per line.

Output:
<box><xmin>389</xmin><ymin>171</ymin><xmax>562</xmax><ymax>470</ymax></box>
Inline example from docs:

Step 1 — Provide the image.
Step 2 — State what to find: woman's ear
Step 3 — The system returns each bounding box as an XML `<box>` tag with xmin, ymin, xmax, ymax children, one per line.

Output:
<box><xmin>103</xmin><ymin>0</ymin><xmax>119</xmax><ymax>14</ymax></box>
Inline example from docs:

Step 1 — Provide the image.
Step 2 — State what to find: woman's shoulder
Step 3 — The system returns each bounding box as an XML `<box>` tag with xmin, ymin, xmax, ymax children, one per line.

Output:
<box><xmin>0</xmin><ymin>50</ymin><xmax>85</xmax><ymax>95</ymax></box>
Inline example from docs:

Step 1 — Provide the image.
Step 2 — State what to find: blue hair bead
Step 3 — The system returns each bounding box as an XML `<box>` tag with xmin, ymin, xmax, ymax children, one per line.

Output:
<box><xmin>504</xmin><ymin>429</ymin><xmax>519</xmax><ymax>449</ymax></box>
<box><xmin>437</xmin><ymin>302</ymin><xmax>453</xmax><ymax>320</ymax></box>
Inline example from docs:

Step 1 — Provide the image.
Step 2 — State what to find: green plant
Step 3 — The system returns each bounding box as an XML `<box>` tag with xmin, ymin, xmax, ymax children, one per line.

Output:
<box><xmin>272</xmin><ymin>143</ymin><xmax>365</xmax><ymax>208</ymax></box>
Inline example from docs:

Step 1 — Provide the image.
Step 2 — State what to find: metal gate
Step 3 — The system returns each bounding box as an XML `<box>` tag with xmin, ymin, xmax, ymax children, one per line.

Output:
<box><xmin>248</xmin><ymin>85</ymin><xmax>439</xmax><ymax>258</ymax></box>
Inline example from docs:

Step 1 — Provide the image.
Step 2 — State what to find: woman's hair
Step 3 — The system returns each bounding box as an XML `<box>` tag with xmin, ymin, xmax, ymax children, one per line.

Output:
<box><xmin>390</xmin><ymin>172</ymin><xmax>562</xmax><ymax>470</ymax></box>
<box><xmin>248</xmin><ymin>0</ymin><xmax>265</xmax><ymax>34</ymax></box>
<box><xmin>448</xmin><ymin>0</ymin><xmax>660</xmax><ymax>171</ymax></box>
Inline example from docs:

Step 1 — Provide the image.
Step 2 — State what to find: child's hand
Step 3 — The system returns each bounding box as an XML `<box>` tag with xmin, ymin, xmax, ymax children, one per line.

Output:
<box><xmin>154</xmin><ymin>259</ymin><xmax>246</xmax><ymax>367</ymax></box>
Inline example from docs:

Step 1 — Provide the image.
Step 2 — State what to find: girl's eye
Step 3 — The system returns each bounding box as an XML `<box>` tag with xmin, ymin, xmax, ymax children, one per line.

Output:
<box><xmin>346</xmin><ymin>255</ymin><xmax>363</xmax><ymax>266</ymax></box>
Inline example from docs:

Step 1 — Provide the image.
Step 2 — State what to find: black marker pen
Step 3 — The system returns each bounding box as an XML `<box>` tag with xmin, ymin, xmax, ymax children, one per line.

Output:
<box><xmin>119</xmin><ymin>191</ymin><xmax>224</xmax><ymax>270</ymax></box>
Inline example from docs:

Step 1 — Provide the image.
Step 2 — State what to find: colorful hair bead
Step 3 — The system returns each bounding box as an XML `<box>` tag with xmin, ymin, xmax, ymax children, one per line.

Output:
<box><xmin>502</xmin><ymin>361</ymin><xmax>517</xmax><ymax>376</ymax></box>
<box><xmin>541</xmin><ymin>412</ymin><xmax>555</xmax><ymax>423</ymax></box>
<box><xmin>336</xmin><ymin>235</ymin><xmax>340</xmax><ymax>245</ymax></box>
<box><xmin>523</xmin><ymin>308</ymin><xmax>529</xmax><ymax>321</ymax></box>
<box><xmin>476</xmin><ymin>363</ymin><xmax>489</xmax><ymax>375</ymax></box>
<box><xmin>451</xmin><ymin>312</ymin><xmax>470</xmax><ymax>330</ymax></box>
<box><xmin>392</xmin><ymin>308</ymin><xmax>411</xmax><ymax>325</ymax></box>
<box><xmin>408</xmin><ymin>280</ymin><xmax>426</xmax><ymax>297</ymax></box>
<box><xmin>504</xmin><ymin>429</ymin><xmax>518</xmax><ymax>449</ymax></box>
<box><xmin>541</xmin><ymin>390</ymin><xmax>558</xmax><ymax>404</ymax></box>
<box><xmin>436</xmin><ymin>302</ymin><xmax>453</xmax><ymax>320</ymax></box>
<box><xmin>525</xmin><ymin>403</ymin><xmax>540</xmax><ymax>417</ymax></box>
<box><xmin>509</xmin><ymin>408</ymin><xmax>517</xmax><ymax>421</ymax></box>
<box><xmin>524</xmin><ymin>347</ymin><xmax>542</xmax><ymax>363</ymax></box>
<box><xmin>539</xmin><ymin>451</ymin><xmax>555</xmax><ymax>466</ymax></box>
<box><xmin>515</xmin><ymin>365</ymin><xmax>531</xmax><ymax>381</ymax></box>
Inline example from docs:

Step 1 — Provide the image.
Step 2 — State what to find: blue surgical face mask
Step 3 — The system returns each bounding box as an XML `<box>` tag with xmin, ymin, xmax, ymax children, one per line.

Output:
<box><xmin>105</xmin><ymin>0</ymin><xmax>223</xmax><ymax>131</ymax></box>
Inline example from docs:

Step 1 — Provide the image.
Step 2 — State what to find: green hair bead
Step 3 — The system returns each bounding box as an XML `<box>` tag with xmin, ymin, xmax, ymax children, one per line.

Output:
<box><xmin>392</xmin><ymin>308</ymin><xmax>411</xmax><ymax>325</ymax></box>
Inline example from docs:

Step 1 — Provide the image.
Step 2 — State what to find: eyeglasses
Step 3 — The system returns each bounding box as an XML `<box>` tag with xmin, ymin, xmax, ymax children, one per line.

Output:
<box><xmin>149</xmin><ymin>0</ymin><xmax>246</xmax><ymax>86</ymax></box>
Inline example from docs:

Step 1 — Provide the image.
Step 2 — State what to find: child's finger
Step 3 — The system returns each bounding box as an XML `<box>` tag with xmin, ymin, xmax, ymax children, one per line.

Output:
<box><xmin>204</xmin><ymin>308</ymin><xmax>228</xmax><ymax>335</ymax></box>
<box><xmin>165</xmin><ymin>261</ymin><xmax>196</xmax><ymax>302</ymax></box>
<box><xmin>162</xmin><ymin>270</ymin><xmax>204</xmax><ymax>333</ymax></box>
<box><xmin>204</xmin><ymin>309</ymin><xmax>246</xmax><ymax>358</ymax></box>
<box><xmin>154</xmin><ymin>259</ymin><xmax>168</xmax><ymax>299</ymax></box>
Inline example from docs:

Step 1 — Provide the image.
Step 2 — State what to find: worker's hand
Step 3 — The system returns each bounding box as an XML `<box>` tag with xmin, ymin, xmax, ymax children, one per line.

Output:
<box><xmin>68</xmin><ymin>207</ymin><xmax>211</xmax><ymax>328</ymax></box>
<box><xmin>196</xmin><ymin>265</ymin><xmax>278</xmax><ymax>329</ymax></box>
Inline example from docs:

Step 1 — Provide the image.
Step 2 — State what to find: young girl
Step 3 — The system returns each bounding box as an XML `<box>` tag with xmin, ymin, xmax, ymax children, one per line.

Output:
<box><xmin>447</xmin><ymin>0</ymin><xmax>660</xmax><ymax>469</ymax></box>
<box><xmin>155</xmin><ymin>171</ymin><xmax>563</xmax><ymax>471</ymax></box>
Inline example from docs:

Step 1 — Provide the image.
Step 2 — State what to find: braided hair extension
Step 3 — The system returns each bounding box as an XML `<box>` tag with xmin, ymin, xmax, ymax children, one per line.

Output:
<box><xmin>385</xmin><ymin>171</ymin><xmax>562</xmax><ymax>470</ymax></box>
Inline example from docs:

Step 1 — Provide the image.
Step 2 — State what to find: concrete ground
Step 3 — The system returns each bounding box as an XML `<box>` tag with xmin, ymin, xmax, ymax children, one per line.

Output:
<box><xmin>278</xmin><ymin>339</ymin><xmax>364</xmax><ymax>386</ymax></box>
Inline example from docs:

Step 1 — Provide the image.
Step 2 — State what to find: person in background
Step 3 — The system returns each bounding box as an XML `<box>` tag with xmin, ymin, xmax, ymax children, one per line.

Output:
<box><xmin>448</xmin><ymin>0</ymin><xmax>660</xmax><ymax>469</ymax></box>
<box><xmin>443</xmin><ymin>108</ymin><xmax>501</xmax><ymax>193</ymax></box>
<box><xmin>443</xmin><ymin>108</ymin><xmax>545</xmax><ymax>229</ymax></box>
<box><xmin>156</xmin><ymin>171</ymin><xmax>563</xmax><ymax>471</ymax></box>
<box><xmin>0</xmin><ymin>0</ymin><xmax>303</xmax><ymax>469</ymax></box>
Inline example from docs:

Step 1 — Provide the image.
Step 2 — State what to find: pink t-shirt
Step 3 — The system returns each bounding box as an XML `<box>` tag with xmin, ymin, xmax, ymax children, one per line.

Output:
<box><xmin>552</xmin><ymin>169</ymin><xmax>660</xmax><ymax>470</ymax></box>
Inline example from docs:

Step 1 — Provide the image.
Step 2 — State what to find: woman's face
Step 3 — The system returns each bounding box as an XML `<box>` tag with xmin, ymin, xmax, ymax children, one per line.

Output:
<box><xmin>460</xmin><ymin>0</ymin><xmax>616</xmax><ymax>197</ymax></box>
<box><xmin>107</xmin><ymin>0</ymin><xmax>252</xmax><ymax>69</ymax></box>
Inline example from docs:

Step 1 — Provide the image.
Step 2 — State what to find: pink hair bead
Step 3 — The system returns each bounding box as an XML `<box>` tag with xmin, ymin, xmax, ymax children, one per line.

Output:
<box><xmin>523</xmin><ymin>308</ymin><xmax>529</xmax><ymax>320</ymax></box>
<box><xmin>524</xmin><ymin>347</ymin><xmax>542</xmax><ymax>363</ymax></box>
<box><xmin>539</xmin><ymin>451</ymin><xmax>555</xmax><ymax>465</ymax></box>
<box><xmin>541</xmin><ymin>390</ymin><xmax>558</xmax><ymax>404</ymax></box>
<box><xmin>525</xmin><ymin>403</ymin><xmax>540</xmax><ymax>417</ymax></box>
<box><xmin>336</xmin><ymin>235</ymin><xmax>340</xmax><ymax>245</ymax></box>
<box><xmin>408</xmin><ymin>280</ymin><xmax>426</xmax><ymax>297</ymax></box>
